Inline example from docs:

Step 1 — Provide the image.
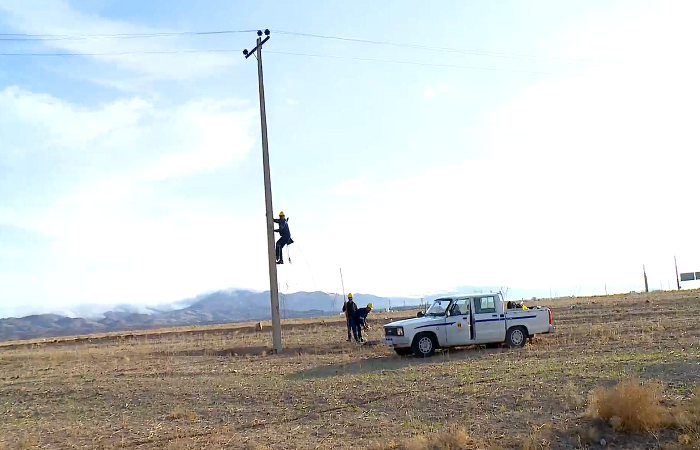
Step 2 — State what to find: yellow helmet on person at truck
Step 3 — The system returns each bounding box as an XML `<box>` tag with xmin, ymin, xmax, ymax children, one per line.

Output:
<box><xmin>348</xmin><ymin>293</ymin><xmax>353</xmax><ymax>299</ymax></box>
<box><xmin>279</xmin><ymin>211</ymin><xmax>285</xmax><ymax>217</ymax></box>
<box><xmin>367</xmin><ymin>303</ymin><xmax>373</xmax><ymax>310</ymax></box>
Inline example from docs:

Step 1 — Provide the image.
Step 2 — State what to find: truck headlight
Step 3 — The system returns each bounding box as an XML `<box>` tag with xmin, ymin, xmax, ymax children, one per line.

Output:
<box><xmin>396</xmin><ymin>327</ymin><xmax>404</xmax><ymax>336</ymax></box>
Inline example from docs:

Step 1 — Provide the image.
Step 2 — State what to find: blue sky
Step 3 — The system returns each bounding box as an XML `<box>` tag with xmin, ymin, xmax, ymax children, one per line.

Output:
<box><xmin>1</xmin><ymin>0</ymin><xmax>699</xmax><ymax>317</ymax></box>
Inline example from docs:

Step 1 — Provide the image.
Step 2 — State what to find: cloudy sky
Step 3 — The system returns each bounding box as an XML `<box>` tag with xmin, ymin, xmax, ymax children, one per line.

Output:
<box><xmin>1</xmin><ymin>0</ymin><xmax>699</xmax><ymax>316</ymax></box>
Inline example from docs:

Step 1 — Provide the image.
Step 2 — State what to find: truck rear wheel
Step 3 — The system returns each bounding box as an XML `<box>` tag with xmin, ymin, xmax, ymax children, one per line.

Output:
<box><xmin>506</xmin><ymin>326</ymin><xmax>527</xmax><ymax>348</ymax></box>
<box><xmin>411</xmin><ymin>332</ymin><xmax>437</xmax><ymax>358</ymax></box>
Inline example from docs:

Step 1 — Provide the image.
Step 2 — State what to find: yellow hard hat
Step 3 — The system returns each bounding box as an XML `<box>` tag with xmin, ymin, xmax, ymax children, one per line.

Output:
<box><xmin>367</xmin><ymin>303</ymin><xmax>373</xmax><ymax>309</ymax></box>
<box><xmin>279</xmin><ymin>211</ymin><xmax>285</xmax><ymax>216</ymax></box>
<box><xmin>348</xmin><ymin>293</ymin><xmax>353</xmax><ymax>299</ymax></box>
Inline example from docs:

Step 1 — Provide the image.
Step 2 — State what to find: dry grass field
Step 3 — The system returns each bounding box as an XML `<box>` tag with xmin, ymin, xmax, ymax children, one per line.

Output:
<box><xmin>1</xmin><ymin>290</ymin><xmax>700</xmax><ymax>450</ymax></box>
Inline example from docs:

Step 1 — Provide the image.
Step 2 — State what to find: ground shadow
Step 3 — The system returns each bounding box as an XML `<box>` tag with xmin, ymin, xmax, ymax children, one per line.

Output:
<box><xmin>548</xmin><ymin>418</ymin><xmax>682</xmax><ymax>450</ymax></box>
<box><xmin>640</xmin><ymin>358</ymin><xmax>700</xmax><ymax>388</ymax></box>
<box><xmin>285</xmin><ymin>344</ymin><xmax>514</xmax><ymax>380</ymax></box>
<box><xmin>150</xmin><ymin>342</ymin><xmax>358</xmax><ymax>358</ymax></box>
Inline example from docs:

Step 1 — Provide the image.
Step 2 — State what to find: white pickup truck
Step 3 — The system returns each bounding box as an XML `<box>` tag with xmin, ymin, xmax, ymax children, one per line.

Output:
<box><xmin>383</xmin><ymin>293</ymin><xmax>554</xmax><ymax>358</ymax></box>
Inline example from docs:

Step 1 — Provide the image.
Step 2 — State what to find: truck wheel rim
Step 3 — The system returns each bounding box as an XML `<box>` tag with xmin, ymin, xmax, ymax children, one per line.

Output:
<box><xmin>418</xmin><ymin>337</ymin><xmax>432</xmax><ymax>354</ymax></box>
<box><xmin>511</xmin><ymin>329</ymin><xmax>524</xmax><ymax>345</ymax></box>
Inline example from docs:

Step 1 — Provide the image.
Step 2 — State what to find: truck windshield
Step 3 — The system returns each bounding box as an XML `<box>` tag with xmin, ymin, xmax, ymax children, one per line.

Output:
<box><xmin>425</xmin><ymin>299</ymin><xmax>451</xmax><ymax>316</ymax></box>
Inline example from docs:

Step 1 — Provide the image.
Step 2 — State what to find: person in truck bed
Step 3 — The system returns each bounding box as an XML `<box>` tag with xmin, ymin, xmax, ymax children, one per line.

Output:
<box><xmin>506</xmin><ymin>300</ymin><xmax>528</xmax><ymax>310</ymax></box>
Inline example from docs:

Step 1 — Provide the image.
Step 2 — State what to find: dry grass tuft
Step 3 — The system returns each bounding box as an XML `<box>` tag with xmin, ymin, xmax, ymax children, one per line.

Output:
<box><xmin>668</xmin><ymin>389</ymin><xmax>700</xmax><ymax>448</ymax></box>
<box><xmin>167</xmin><ymin>406</ymin><xmax>198</xmax><ymax>422</ymax></box>
<box><xmin>372</xmin><ymin>425</ymin><xmax>484</xmax><ymax>450</ymax></box>
<box><xmin>587</xmin><ymin>378</ymin><xmax>668</xmax><ymax>432</ymax></box>
<box><xmin>518</xmin><ymin>423</ymin><xmax>552</xmax><ymax>450</ymax></box>
<box><xmin>586</xmin><ymin>380</ymin><xmax>700</xmax><ymax>448</ymax></box>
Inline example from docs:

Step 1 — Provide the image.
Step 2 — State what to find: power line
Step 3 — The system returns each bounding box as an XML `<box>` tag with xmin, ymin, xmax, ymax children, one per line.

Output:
<box><xmin>0</xmin><ymin>30</ymin><xmax>257</xmax><ymax>40</ymax></box>
<box><xmin>0</xmin><ymin>47</ymin><xmax>596</xmax><ymax>76</ymax></box>
<box><xmin>0</xmin><ymin>28</ymin><xmax>616</xmax><ymax>67</ymax></box>
<box><xmin>265</xmin><ymin>50</ymin><xmax>585</xmax><ymax>76</ymax></box>
<box><xmin>0</xmin><ymin>49</ymin><xmax>240</xmax><ymax>56</ymax></box>
<box><xmin>0</xmin><ymin>47</ymin><xmax>588</xmax><ymax>76</ymax></box>
<box><xmin>270</xmin><ymin>30</ymin><xmax>617</xmax><ymax>67</ymax></box>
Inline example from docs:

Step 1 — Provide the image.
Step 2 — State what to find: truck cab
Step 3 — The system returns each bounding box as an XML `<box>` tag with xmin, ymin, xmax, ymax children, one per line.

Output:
<box><xmin>383</xmin><ymin>293</ymin><xmax>554</xmax><ymax>358</ymax></box>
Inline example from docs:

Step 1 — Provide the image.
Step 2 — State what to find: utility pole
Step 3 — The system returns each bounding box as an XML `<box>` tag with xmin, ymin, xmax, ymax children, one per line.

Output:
<box><xmin>675</xmin><ymin>256</ymin><xmax>681</xmax><ymax>290</ymax></box>
<box><xmin>643</xmin><ymin>264</ymin><xmax>649</xmax><ymax>293</ymax></box>
<box><xmin>340</xmin><ymin>268</ymin><xmax>346</xmax><ymax>298</ymax></box>
<box><xmin>243</xmin><ymin>29</ymin><xmax>281</xmax><ymax>354</ymax></box>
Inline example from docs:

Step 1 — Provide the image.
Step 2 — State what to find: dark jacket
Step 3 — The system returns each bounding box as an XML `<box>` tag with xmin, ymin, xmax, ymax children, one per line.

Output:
<box><xmin>354</xmin><ymin>307</ymin><xmax>371</xmax><ymax>324</ymax></box>
<box><xmin>342</xmin><ymin>300</ymin><xmax>357</xmax><ymax>318</ymax></box>
<box><xmin>273</xmin><ymin>217</ymin><xmax>290</xmax><ymax>238</ymax></box>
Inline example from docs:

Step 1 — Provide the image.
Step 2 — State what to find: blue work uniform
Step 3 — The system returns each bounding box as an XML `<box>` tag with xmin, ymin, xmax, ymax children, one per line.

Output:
<box><xmin>273</xmin><ymin>217</ymin><xmax>292</xmax><ymax>263</ymax></box>
<box><xmin>342</xmin><ymin>300</ymin><xmax>358</xmax><ymax>341</ymax></box>
<box><xmin>353</xmin><ymin>307</ymin><xmax>371</xmax><ymax>342</ymax></box>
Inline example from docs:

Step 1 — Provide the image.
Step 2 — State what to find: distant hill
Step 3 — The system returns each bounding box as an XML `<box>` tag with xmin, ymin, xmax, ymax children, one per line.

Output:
<box><xmin>0</xmin><ymin>285</ymin><xmax>556</xmax><ymax>342</ymax></box>
<box><xmin>0</xmin><ymin>289</ymin><xmax>420</xmax><ymax>342</ymax></box>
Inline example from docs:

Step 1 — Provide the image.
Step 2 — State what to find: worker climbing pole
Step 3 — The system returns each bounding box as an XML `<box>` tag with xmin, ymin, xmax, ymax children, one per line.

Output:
<box><xmin>273</xmin><ymin>211</ymin><xmax>294</xmax><ymax>264</ymax></box>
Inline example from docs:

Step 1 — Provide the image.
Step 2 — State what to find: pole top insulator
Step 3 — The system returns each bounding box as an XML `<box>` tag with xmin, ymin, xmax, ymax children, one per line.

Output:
<box><xmin>243</xmin><ymin>49</ymin><xmax>249</xmax><ymax>56</ymax></box>
<box><xmin>264</xmin><ymin>29</ymin><xmax>270</xmax><ymax>36</ymax></box>
<box><xmin>257</xmin><ymin>30</ymin><xmax>263</xmax><ymax>36</ymax></box>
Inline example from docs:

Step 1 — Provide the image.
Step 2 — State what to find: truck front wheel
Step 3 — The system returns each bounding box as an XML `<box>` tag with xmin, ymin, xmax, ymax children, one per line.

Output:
<box><xmin>506</xmin><ymin>326</ymin><xmax>528</xmax><ymax>348</ymax></box>
<box><xmin>411</xmin><ymin>332</ymin><xmax>437</xmax><ymax>358</ymax></box>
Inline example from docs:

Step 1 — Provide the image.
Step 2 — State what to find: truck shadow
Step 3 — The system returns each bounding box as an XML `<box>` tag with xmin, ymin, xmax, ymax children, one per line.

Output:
<box><xmin>285</xmin><ymin>345</ymin><xmax>512</xmax><ymax>380</ymax></box>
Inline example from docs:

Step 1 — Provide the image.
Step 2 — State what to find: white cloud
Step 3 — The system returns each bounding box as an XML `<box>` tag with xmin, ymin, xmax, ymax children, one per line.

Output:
<box><xmin>1</xmin><ymin>86</ymin><xmax>152</xmax><ymax>149</ymax></box>
<box><xmin>423</xmin><ymin>87</ymin><xmax>435</xmax><ymax>100</ymax></box>
<box><xmin>0</xmin><ymin>85</ymin><xmax>264</xmax><ymax>307</ymax></box>
<box><xmin>0</xmin><ymin>206</ymin><xmax>271</xmax><ymax>308</ymax></box>
<box><xmin>0</xmin><ymin>0</ymin><xmax>238</xmax><ymax>82</ymax></box>
<box><xmin>286</xmin><ymin>98</ymin><xmax>299</xmax><ymax>105</ymax></box>
<box><xmin>298</xmin><ymin>3</ymin><xmax>700</xmax><ymax>298</ymax></box>
<box><xmin>0</xmin><ymin>86</ymin><xmax>257</xmax><ymax>183</ymax></box>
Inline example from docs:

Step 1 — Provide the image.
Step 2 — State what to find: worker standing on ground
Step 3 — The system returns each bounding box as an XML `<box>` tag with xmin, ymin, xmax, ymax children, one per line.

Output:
<box><xmin>273</xmin><ymin>211</ymin><xmax>293</xmax><ymax>264</ymax></box>
<box><xmin>342</xmin><ymin>293</ymin><xmax>358</xmax><ymax>342</ymax></box>
<box><xmin>353</xmin><ymin>303</ymin><xmax>373</xmax><ymax>343</ymax></box>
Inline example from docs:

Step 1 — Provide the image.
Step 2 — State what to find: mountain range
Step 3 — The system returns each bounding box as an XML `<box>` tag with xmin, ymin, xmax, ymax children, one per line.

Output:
<box><xmin>0</xmin><ymin>285</ymin><xmax>553</xmax><ymax>342</ymax></box>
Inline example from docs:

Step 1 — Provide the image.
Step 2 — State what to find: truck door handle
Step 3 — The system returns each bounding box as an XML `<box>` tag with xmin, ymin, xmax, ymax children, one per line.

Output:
<box><xmin>491</xmin><ymin>314</ymin><xmax>497</xmax><ymax>317</ymax></box>
<box><xmin>500</xmin><ymin>314</ymin><xmax>504</xmax><ymax>317</ymax></box>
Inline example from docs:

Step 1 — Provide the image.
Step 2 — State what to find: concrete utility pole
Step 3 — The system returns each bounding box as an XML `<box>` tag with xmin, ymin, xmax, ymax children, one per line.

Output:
<box><xmin>643</xmin><ymin>264</ymin><xmax>649</xmax><ymax>293</ymax></box>
<box><xmin>243</xmin><ymin>29</ymin><xmax>281</xmax><ymax>354</ymax></box>
<box><xmin>340</xmin><ymin>268</ymin><xmax>346</xmax><ymax>298</ymax></box>
<box><xmin>675</xmin><ymin>256</ymin><xmax>681</xmax><ymax>290</ymax></box>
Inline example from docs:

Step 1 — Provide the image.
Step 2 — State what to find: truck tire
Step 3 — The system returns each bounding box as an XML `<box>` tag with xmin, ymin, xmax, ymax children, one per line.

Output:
<box><xmin>411</xmin><ymin>332</ymin><xmax>437</xmax><ymax>358</ymax></box>
<box><xmin>506</xmin><ymin>326</ymin><xmax>527</xmax><ymax>348</ymax></box>
<box><xmin>394</xmin><ymin>348</ymin><xmax>412</xmax><ymax>357</ymax></box>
